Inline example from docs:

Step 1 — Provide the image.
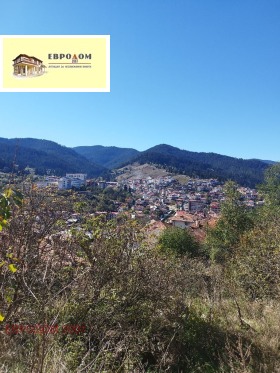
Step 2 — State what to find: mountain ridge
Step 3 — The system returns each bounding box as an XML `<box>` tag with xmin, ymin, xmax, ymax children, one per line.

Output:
<box><xmin>0</xmin><ymin>137</ymin><xmax>275</xmax><ymax>186</ymax></box>
<box><xmin>74</xmin><ymin>143</ymin><xmax>272</xmax><ymax>187</ymax></box>
<box><xmin>126</xmin><ymin>144</ymin><xmax>269</xmax><ymax>187</ymax></box>
<box><xmin>74</xmin><ymin>145</ymin><xmax>139</xmax><ymax>169</ymax></box>
<box><xmin>0</xmin><ymin>137</ymin><xmax>106</xmax><ymax>177</ymax></box>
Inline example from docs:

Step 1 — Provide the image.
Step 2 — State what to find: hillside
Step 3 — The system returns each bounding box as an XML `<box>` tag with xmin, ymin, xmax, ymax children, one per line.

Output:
<box><xmin>116</xmin><ymin>163</ymin><xmax>172</xmax><ymax>181</ymax></box>
<box><xmin>129</xmin><ymin>144</ymin><xmax>269</xmax><ymax>187</ymax></box>
<box><xmin>74</xmin><ymin>145</ymin><xmax>139</xmax><ymax>169</ymax></box>
<box><xmin>0</xmin><ymin>138</ymin><xmax>272</xmax><ymax>186</ymax></box>
<box><xmin>74</xmin><ymin>143</ymin><xmax>270</xmax><ymax>187</ymax></box>
<box><xmin>0</xmin><ymin>138</ymin><xmax>106</xmax><ymax>177</ymax></box>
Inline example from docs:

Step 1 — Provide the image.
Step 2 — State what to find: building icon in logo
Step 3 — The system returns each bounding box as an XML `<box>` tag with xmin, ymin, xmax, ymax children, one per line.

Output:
<box><xmin>72</xmin><ymin>54</ymin><xmax>78</xmax><ymax>63</ymax></box>
<box><xmin>13</xmin><ymin>54</ymin><xmax>46</xmax><ymax>77</ymax></box>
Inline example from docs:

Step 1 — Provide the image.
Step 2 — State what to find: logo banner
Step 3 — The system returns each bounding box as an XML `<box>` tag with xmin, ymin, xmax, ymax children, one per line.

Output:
<box><xmin>0</xmin><ymin>35</ymin><xmax>110</xmax><ymax>92</ymax></box>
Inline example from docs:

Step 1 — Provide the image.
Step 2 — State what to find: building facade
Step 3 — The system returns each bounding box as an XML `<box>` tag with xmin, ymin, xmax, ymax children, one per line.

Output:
<box><xmin>13</xmin><ymin>54</ymin><xmax>46</xmax><ymax>77</ymax></box>
<box><xmin>66</xmin><ymin>173</ymin><xmax>87</xmax><ymax>181</ymax></box>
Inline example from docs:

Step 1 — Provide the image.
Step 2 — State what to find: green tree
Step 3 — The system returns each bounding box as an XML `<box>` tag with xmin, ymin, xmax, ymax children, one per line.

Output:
<box><xmin>0</xmin><ymin>188</ymin><xmax>23</xmax><ymax>322</ymax></box>
<box><xmin>259</xmin><ymin>162</ymin><xmax>280</xmax><ymax>207</ymax></box>
<box><xmin>158</xmin><ymin>226</ymin><xmax>201</xmax><ymax>257</ymax></box>
<box><xmin>257</xmin><ymin>162</ymin><xmax>280</xmax><ymax>225</ymax></box>
<box><xmin>206</xmin><ymin>181</ymin><xmax>254</xmax><ymax>262</ymax></box>
<box><xmin>228</xmin><ymin>221</ymin><xmax>280</xmax><ymax>300</ymax></box>
<box><xmin>228</xmin><ymin>163</ymin><xmax>280</xmax><ymax>299</ymax></box>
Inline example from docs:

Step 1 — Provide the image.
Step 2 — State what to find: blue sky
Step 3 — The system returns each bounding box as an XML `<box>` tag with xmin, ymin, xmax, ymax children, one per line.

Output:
<box><xmin>1</xmin><ymin>0</ymin><xmax>280</xmax><ymax>161</ymax></box>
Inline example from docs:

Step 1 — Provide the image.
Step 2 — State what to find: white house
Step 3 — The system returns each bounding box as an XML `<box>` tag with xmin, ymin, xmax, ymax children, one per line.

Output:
<box><xmin>66</xmin><ymin>173</ymin><xmax>87</xmax><ymax>181</ymax></box>
<box><xmin>58</xmin><ymin>177</ymin><xmax>72</xmax><ymax>190</ymax></box>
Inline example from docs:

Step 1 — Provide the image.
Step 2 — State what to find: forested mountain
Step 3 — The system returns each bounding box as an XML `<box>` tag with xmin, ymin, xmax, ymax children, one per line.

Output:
<box><xmin>0</xmin><ymin>138</ymin><xmax>273</xmax><ymax>186</ymax></box>
<box><xmin>129</xmin><ymin>144</ymin><xmax>269</xmax><ymax>187</ymax></box>
<box><xmin>0</xmin><ymin>138</ymin><xmax>106</xmax><ymax>176</ymax></box>
<box><xmin>74</xmin><ymin>145</ymin><xmax>139</xmax><ymax>169</ymax></box>
<box><xmin>254</xmin><ymin>159</ymin><xmax>276</xmax><ymax>165</ymax></box>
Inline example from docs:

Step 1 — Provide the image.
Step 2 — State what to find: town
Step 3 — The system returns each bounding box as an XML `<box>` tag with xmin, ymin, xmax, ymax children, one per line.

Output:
<box><xmin>0</xmin><ymin>163</ymin><xmax>260</xmax><ymax>241</ymax></box>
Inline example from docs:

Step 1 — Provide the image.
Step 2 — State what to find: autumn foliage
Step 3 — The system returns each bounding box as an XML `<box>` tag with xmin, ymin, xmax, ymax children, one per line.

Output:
<box><xmin>1</xmin><ymin>166</ymin><xmax>280</xmax><ymax>372</ymax></box>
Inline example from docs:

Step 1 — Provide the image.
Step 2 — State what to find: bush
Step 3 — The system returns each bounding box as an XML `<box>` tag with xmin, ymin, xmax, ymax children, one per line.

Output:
<box><xmin>158</xmin><ymin>226</ymin><xmax>201</xmax><ymax>258</ymax></box>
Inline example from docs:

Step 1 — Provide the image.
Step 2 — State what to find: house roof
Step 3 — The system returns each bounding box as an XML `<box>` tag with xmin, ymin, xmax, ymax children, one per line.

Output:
<box><xmin>169</xmin><ymin>211</ymin><xmax>194</xmax><ymax>223</ymax></box>
<box><xmin>13</xmin><ymin>54</ymin><xmax>43</xmax><ymax>63</ymax></box>
<box><xmin>146</xmin><ymin>220</ymin><xmax>166</xmax><ymax>233</ymax></box>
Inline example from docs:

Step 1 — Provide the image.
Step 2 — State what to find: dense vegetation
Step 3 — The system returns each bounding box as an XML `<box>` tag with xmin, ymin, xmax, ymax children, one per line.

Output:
<box><xmin>130</xmin><ymin>144</ymin><xmax>269</xmax><ymax>187</ymax></box>
<box><xmin>0</xmin><ymin>138</ymin><xmax>105</xmax><ymax>177</ymax></box>
<box><xmin>75</xmin><ymin>143</ymin><xmax>270</xmax><ymax>187</ymax></box>
<box><xmin>74</xmin><ymin>145</ymin><xmax>140</xmax><ymax>169</ymax></box>
<box><xmin>0</xmin><ymin>138</ymin><xmax>271</xmax><ymax>186</ymax></box>
<box><xmin>1</xmin><ymin>164</ymin><xmax>280</xmax><ymax>372</ymax></box>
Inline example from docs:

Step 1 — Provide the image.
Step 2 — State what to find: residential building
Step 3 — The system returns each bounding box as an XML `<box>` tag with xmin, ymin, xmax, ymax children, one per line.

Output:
<box><xmin>169</xmin><ymin>211</ymin><xmax>194</xmax><ymax>229</ymax></box>
<box><xmin>58</xmin><ymin>177</ymin><xmax>72</xmax><ymax>190</ymax></box>
<box><xmin>13</xmin><ymin>54</ymin><xmax>46</xmax><ymax>76</ymax></box>
<box><xmin>66</xmin><ymin>173</ymin><xmax>87</xmax><ymax>181</ymax></box>
<box><xmin>188</xmin><ymin>199</ymin><xmax>206</xmax><ymax>213</ymax></box>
